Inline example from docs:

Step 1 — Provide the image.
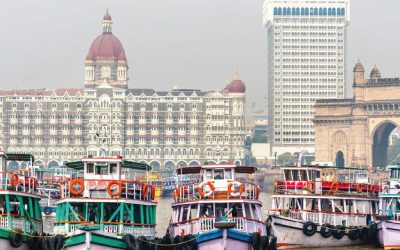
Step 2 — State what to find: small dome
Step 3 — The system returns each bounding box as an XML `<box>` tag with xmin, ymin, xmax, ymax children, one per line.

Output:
<box><xmin>103</xmin><ymin>10</ymin><xmax>112</xmax><ymax>21</ymax></box>
<box><xmin>228</xmin><ymin>79</ymin><xmax>246</xmax><ymax>93</ymax></box>
<box><xmin>370</xmin><ymin>66</ymin><xmax>381</xmax><ymax>78</ymax></box>
<box><xmin>353</xmin><ymin>59</ymin><xmax>364</xmax><ymax>72</ymax></box>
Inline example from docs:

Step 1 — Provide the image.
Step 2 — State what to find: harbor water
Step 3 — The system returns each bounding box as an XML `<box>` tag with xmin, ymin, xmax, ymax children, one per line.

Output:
<box><xmin>155</xmin><ymin>176</ymin><xmax>382</xmax><ymax>250</ymax></box>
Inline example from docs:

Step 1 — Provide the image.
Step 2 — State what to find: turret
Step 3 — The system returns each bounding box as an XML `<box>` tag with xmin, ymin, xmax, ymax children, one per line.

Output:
<box><xmin>353</xmin><ymin>59</ymin><xmax>366</xmax><ymax>85</ymax></box>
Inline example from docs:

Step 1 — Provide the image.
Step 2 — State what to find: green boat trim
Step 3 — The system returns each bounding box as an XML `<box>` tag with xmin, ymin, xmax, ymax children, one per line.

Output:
<box><xmin>63</xmin><ymin>232</ymin><xmax>127</xmax><ymax>249</ymax></box>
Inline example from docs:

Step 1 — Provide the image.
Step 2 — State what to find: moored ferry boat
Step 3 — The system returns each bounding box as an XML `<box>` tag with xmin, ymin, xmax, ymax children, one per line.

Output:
<box><xmin>266</xmin><ymin>166</ymin><xmax>380</xmax><ymax>249</ymax></box>
<box><xmin>169</xmin><ymin>163</ymin><xmax>272</xmax><ymax>250</ymax></box>
<box><xmin>377</xmin><ymin>164</ymin><xmax>400</xmax><ymax>249</ymax></box>
<box><xmin>0</xmin><ymin>152</ymin><xmax>43</xmax><ymax>250</ymax></box>
<box><xmin>54</xmin><ymin>156</ymin><xmax>157</xmax><ymax>249</ymax></box>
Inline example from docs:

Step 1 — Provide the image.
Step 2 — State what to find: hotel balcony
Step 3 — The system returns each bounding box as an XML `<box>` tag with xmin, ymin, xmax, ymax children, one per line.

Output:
<box><xmin>22</xmin><ymin>131</ymin><xmax>30</xmax><ymax>136</ymax></box>
<box><xmin>62</xmin><ymin>119</ymin><xmax>70</xmax><ymax>125</ymax></box>
<box><xmin>10</xmin><ymin>131</ymin><xmax>17</xmax><ymax>136</ymax></box>
<box><xmin>34</xmin><ymin>131</ymin><xmax>43</xmax><ymax>136</ymax></box>
<box><xmin>10</xmin><ymin>119</ymin><xmax>18</xmax><ymax>124</ymax></box>
<box><xmin>22</xmin><ymin>119</ymin><xmax>30</xmax><ymax>125</ymax></box>
<box><xmin>151</xmin><ymin>131</ymin><xmax>159</xmax><ymax>136</ymax></box>
<box><xmin>35</xmin><ymin>119</ymin><xmax>43</xmax><ymax>124</ymax></box>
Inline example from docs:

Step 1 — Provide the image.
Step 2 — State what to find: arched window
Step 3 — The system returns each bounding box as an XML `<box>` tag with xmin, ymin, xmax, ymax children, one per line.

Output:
<box><xmin>328</xmin><ymin>8</ymin><xmax>332</xmax><ymax>16</ymax></box>
<box><xmin>278</xmin><ymin>7</ymin><xmax>282</xmax><ymax>15</ymax></box>
<box><xmin>274</xmin><ymin>7</ymin><xmax>278</xmax><ymax>15</ymax></box>
<box><xmin>305</xmin><ymin>7</ymin><xmax>309</xmax><ymax>15</ymax></box>
<box><xmin>323</xmin><ymin>8</ymin><xmax>327</xmax><ymax>16</ymax></box>
<box><xmin>332</xmin><ymin>8</ymin><xmax>336</xmax><ymax>15</ymax></box>
<box><xmin>341</xmin><ymin>8</ymin><xmax>345</xmax><ymax>16</ymax></box>
<box><xmin>319</xmin><ymin>7</ymin><xmax>323</xmax><ymax>15</ymax></box>
<box><xmin>287</xmin><ymin>7</ymin><xmax>291</xmax><ymax>15</ymax></box>
<box><xmin>291</xmin><ymin>7</ymin><xmax>295</xmax><ymax>15</ymax></box>
<box><xmin>283</xmin><ymin>7</ymin><xmax>287</xmax><ymax>15</ymax></box>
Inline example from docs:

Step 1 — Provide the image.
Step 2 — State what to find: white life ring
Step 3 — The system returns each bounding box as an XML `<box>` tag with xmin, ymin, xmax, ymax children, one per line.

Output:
<box><xmin>228</xmin><ymin>181</ymin><xmax>243</xmax><ymax>197</ymax></box>
<box><xmin>198</xmin><ymin>181</ymin><xmax>215</xmax><ymax>197</ymax></box>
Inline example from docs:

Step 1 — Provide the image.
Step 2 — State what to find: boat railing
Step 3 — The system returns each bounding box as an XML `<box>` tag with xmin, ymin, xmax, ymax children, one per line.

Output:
<box><xmin>174</xmin><ymin>181</ymin><xmax>260</xmax><ymax>202</ymax></box>
<box><xmin>60</xmin><ymin>178</ymin><xmax>155</xmax><ymax>201</ymax></box>
<box><xmin>54</xmin><ymin>221</ymin><xmax>155</xmax><ymax>237</ymax></box>
<box><xmin>274</xmin><ymin>179</ymin><xmax>380</xmax><ymax>197</ymax></box>
<box><xmin>282</xmin><ymin>209</ymin><xmax>368</xmax><ymax>227</ymax></box>
<box><xmin>0</xmin><ymin>172</ymin><xmax>38</xmax><ymax>195</ymax></box>
<box><xmin>0</xmin><ymin>214</ymin><xmax>42</xmax><ymax>233</ymax></box>
<box><xmin>170</xmin><ymin>216</ymin><xmax>265</xmax><ymax>235</ymax></box>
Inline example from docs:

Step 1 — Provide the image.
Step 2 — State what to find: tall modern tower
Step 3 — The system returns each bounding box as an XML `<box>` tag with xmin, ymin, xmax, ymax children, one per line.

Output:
<box><xmin>263</xmin><ymin>0</ymin><xmax>350</xmax><ymax>154</ymax></box>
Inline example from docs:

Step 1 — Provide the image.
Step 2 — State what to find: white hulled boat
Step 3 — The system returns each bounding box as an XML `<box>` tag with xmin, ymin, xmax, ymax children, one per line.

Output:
<box><xmin>266</xmin><ymin>166</ymin><xmax>379</xmax><ymax>249</ymax></box>
<box><xmin>377</xmin><ymin>164</ymin><xmax>400</xmax><ymax>249</ymax></box>
<box><xmin>168</xmin><ymin>163</ymin><xmax>273</xmax><ymax>250</ymax></box>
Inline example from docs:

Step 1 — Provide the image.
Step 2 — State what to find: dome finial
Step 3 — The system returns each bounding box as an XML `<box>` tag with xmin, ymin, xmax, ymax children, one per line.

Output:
<box><xmin>102</xmin><ymin>10</ymin><xmax>113</xmax><ymax>33</ymax></box>
<box><xmin>235</xmin><ymin>68</ymin><xmax>240</xmax><ymax>80</ymax></box>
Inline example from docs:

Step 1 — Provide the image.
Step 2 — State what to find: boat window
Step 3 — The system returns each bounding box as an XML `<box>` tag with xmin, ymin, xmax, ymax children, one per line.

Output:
<box><xmin>199</xmin><ymin>204</ymin><xmax>214</xmax><ymax>217</ymax></box>
<box><xmin>391</xmin><ymin>169</ymin><xmax>400</xmax><ymax>179</ymax></box>
<box><xmin>205</xmin><ymin>170</ymin><xmax>213</xmax><ymax>180</ymax></box>
<box><xmin>228</xmin><ymin>203</ymin><xmax>243</xmax><ymax>217</ymax></box>
<box><xmin>225</xmin><ymin>169</ymin><xmax>232</xmax><ymax>180</ymax></box>
<box><xmin>321</xmin><ymin>199</ymin><xmax>332</xmax><ymax>212</ymax></box>
<box><xmin>251</xmin><ymin>204</ymin><xmax>260</xmax><ymax>220</ymax></box>
<box><xmin>181</xmin><ymin>205</ymin><xmax>189</xmax><ymax>221</ymax></box>
<box><xmin>189</xmin><ymin>204</ymin><xmax>198</xmax><ymax>220</ymax></box>
<box><xmin>298</xmin><ymin>170</ymin><xmax>307</xmax><ymax>181</ymax></box>
<box><xmin>214</xmin><ymin>169</ymin><xmax>224</xmax><ymax>180</ymax></box>
<box><xmin>96</xmin><ymin>164</ymin><xmax>108</xmax><ymax>174</ymax></box>
<box><xmin>215</xmin><ymin>203</ymin><xmax>228</xmax><ymax>221</ymax></box>
<box><xmin>87</xmin><ymin>163</ymin><xmax>94</xmax><ymax>174</ymax></box>
<box><xmin>244</xmin><ymin>203</ymin><xmax>252</xmax><ymax>218</ymax></box>
<box><xmin>284</xmin><ymin>170</ymin><xmax>291</xmax><ymax>181</ymax></box>
<box><xmin>110</xmin><ymin>163</ymin><xmax>117</xmax><ymax>174</ymax></box>
<box><xmin>292</xmin><ymin>170</ymin><xmax>299</xmax><ymax>181</ymax></box>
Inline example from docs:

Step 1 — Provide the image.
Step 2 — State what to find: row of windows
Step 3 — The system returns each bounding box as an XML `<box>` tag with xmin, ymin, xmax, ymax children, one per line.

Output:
<box><xmin>273</xmin><ymin>7</ymin><xmax>346</xmax><ymax>17</ymax></box>
<box><xmin>277</xmin><ymin>25</ymin><xmax>343</xmax><ymax>30</ymax></box>
<box><xmin>280</xmin><ymin>38</ymin><xmax>342</xmax><ymax>43</ymax></box>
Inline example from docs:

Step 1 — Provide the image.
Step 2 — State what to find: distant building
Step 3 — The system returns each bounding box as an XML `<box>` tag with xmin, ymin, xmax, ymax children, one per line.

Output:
<box><xmin>263</xmin><ymin>0</ymin><xmax>350</xmax><ymax>153</ymax></box>
<box><xmin>0</xmin><ymin>12</ymin><xmax>246</xmax><ymax>170</ymax></box>
<box><xmin>314</xmin><ymin>61</ymin><xmax>400</xmax><ymax>169</ymax></box>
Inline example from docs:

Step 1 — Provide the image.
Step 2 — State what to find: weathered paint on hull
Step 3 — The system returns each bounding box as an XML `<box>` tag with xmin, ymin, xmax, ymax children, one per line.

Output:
<box><xmin>198</xmin><ymin>238</ymin><xmax>250</xmax><ymax>250</ymax></box>
<box><xmin>270</xmin><ymin>215</ymin><xmax>365</xmax><ymax>249</ymax></box>
<box><xmin>196</xmin><ymin>229</ymin><xmax>253</xmax><ymax>250</ymax></box>
<box><xmin>378</xmin><ymin>220</ymin><xmax>400</xmax><ymax>250</ymax></box>
<box><xmin>63</xmin><ymin>231</ymin><xmax>126</xmax><ymax>249</ymax></box>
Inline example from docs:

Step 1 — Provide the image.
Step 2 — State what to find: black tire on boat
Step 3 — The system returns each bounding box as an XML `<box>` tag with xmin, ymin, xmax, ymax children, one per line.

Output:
<box><xmin>9</xmin><ymin>231</ymin><xmax>23</xmax><ymax>248</ymax></box>
<box><xmin>265</xmin><ymin>216</ymin><xmax>272</xmax><ymax>236</ymax></box>
<box><xmin>52</xmin><ymin>234</ymin><xmax>64</xmax><ymax>250</ymax></box>
<box><xmin>260</xmin><ymin>235</ymin><xmax>268</xmax><ymax>250</ymax></box>
<box><xmin>368</xmin><ymin>223</ymin><xmax>378</xmax><ymax>241</ymax></box>
<box><xmin>332</xmin><ymin>225</ymin><xmax>345</xmax><ymax>240</ymax></box>
<box><xmin>359</xmin><ymin>227</ymin><xmax>369</xmax><ymax>242</ymax></box>
<box><xmin>267</xmin><ymin>235</ymin><xmax>277</xmax><ymax>250</ymax></box>
<box><xmin>137</xmin><ymin>236</ymin><xmax>149</xmax><ymax>250</ymax></box>
<box><xmin>320</xmin><ymin>223</ymin><xmax>333</xmax><ymax>238</ymax></box>
<box><xmin>251</xmin><ymin>232</ymin><xmax>261</xmax><ymax>249</ymax></box>
<box><xmin>173</xmin><ymin>235</ymin><xmax>183</xmax><ymax>250</ymax></box>
<box><xmin>27</xmin><ymin>231</ymin><xmax>41</xmax><ymax>250</ymax></box>
<box><xmin>347</xmin><ymin>227</ymin><xmax>359</xmax><ymax>241</ymax></box>
<box><xmin>183</xmin><ymin>234</ymin><xmax>198</xmax><ymax>250</ymax></box>
<box><xmin>302</xmin><ymin>221</ymin><xmax>317</xmax><ymax>237</ymax></box>
<box><xmin>123</xmin><ymin>234</ymin><xmax>138</xmax><ymax>250</ymax></box>
<box><xmin>43</xmin><ymin>206</ymin><xmax>52</xmax><ymax>216</ymax></box>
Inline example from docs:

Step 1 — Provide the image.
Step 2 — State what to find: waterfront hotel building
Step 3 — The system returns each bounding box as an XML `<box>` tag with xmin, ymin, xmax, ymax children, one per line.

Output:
<box><xmin>0</xmin><ymin>12</ymin><xmax>246</xmax><ymax>170</ymax></box>
<box><xmin>263</xmin><ymin>0</ymin><xmax>350</xmax><ymax>154</ymax></box>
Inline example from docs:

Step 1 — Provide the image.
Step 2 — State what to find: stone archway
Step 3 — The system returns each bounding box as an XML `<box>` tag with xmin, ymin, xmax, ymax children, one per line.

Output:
<box><xmin>150</xmin><ymin>161</ymin><xmax>161</xmax><ymax>171</ymax></box>
<box><xmin>372</xmin><ymin>121</ymin><xmax>397</xmax><ymax>168</ymax></box>
<box><xmin>335</xmin><ymin>151</ymin><xmax>344</xmax><ymax>168</ymax></box>
<box><xmin>164</xmin><ymin>161</ymin><xmax>175</xmax><ymax>171</ymax></box>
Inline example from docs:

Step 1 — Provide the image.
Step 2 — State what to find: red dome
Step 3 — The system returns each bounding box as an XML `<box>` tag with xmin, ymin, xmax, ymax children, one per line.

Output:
<box><xmin>86</xmin><ymin>33</ymin><xmax>126</xmax><ymax>61</ymax></box>
<box><xmin>228</xmin><ymin>79</ymin><xmax>246</xmax><ymax>93</ymax></box>
<box><xmin>103</xmin><ymin>11</ymin><xmax>112</xmax><ymax>21</ymax></box>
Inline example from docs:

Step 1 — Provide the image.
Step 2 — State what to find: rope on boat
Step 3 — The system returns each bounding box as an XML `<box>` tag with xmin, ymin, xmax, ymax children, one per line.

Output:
<box><xmin>136</xmin><ymin>235</ymin><xmax>198</xmax><ymax>246</ymax></box>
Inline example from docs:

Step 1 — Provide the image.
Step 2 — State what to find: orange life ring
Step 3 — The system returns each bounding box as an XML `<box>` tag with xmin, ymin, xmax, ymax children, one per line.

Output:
<box><xmin>142</xmin><ymin>183</ymin><xmax>148</xmax><ymax>198</ymax></box>
<box><xmin>26</xmin><ymin>177</ymin><xmax>38</xmax><ymax>189</ymax></box>
<box><xmin>10</xmin><ymin>173</ymin><xmax>19</xmax><ymax>187</ymax></box>
<box><xmin>69</xmin><ymin>179</ymin><xmax>84</xmax><ymax>196</ymax></box>
<box><xmin>255</xmin><ymin>186</ymin><xmax>261</xmax><ymax>198</ymax></box>
<box><xmin>107</xmin><ymin>181</ymin><xmax>123</xmax><ymax>197</ymax></box>
<box><xmin>368</xmin><ymin>184</ymin><xmax>374</xmax><ymax>193</ymax></box>
<box><xmin>330</xmin><ymin>182</ymin><xmax>339</xmax><ymax>193</ymax></box>
<box><xmin>356</xmin><ymin>183</ymin><xmax>363</xmax><ymax>193</ymax></box>
<box><xmin>198</xmin><ymin>181</ymin><xmax>215</xmax><ymax>197</ymax></box>
<box><xmin>174</xmin><ymin>188</ymin><xmax>180</xmax><ymax>201</ymax></box>
<box><xmin>307</xmin><ymin>180</ymin><xmax>315</xmax><ymax>193</ymax></box>
<box><xmin>228</xmin><ymin>182</ymin><xmax>243</xmax><ymax>197</ymax></box>
<box><xmin>151</xmin><ymin>185</ymin><xmax>156</xmax><ymax>200</ymax></box>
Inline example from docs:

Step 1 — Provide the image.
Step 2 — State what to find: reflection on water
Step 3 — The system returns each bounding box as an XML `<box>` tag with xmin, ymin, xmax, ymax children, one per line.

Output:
<box><xmin>155</xmin><ymin>181</ymin><xmax>383</xmax><ymax>249</ymax></box>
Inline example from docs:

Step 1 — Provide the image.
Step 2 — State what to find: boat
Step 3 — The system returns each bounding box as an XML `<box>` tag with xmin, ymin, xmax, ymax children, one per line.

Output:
<box><xmin>266</xmin><ymin>165</ymin><xmax>380</xmax><ymax>249</ymax></box>
<box><xmin>34</xmin><ymin>165</ymin><xmax>72</xmax><ymax>233</ymax></box>
<box><xmin>53</xmin><ymin>155</ymin><xmax>157</xmax><ymax>249</ymax></box>
<box><xmin>0</xmin><ymin>152</ymin><xmax>43</xmax><ymax>249</ymax></box>
<box><xmin>168</xmin><ymin>163</ymin><xmax>272</xmax><ymax>250</ymax></box>
<box><xmin>377</xmin><ymin>164</ymin><xmax>400</xmax><ymax>249</ymax></box>
<box><xmin>143</xmin><ymin>170</ymin><xmax>163</xmax><ymax>198</ymax></box>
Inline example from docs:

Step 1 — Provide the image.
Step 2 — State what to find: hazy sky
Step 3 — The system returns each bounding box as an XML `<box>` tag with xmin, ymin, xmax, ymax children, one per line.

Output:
<box><xmin>0</xmin><ymin>0</ymin><xmax>399</xmax><ymax>112</ymax></box>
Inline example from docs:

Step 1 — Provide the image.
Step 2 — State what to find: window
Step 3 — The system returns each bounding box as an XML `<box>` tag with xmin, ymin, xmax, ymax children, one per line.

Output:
<box><xmin>87</xmin><ymin>163</ymin><xmax>94</xmax><ymax>174</ymax></box>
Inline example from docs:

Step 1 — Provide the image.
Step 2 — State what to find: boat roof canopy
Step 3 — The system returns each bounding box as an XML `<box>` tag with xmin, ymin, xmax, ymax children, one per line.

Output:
<box><xmin>281</xmin><ymin>165</ymin><xmax>367</xmax><ymax>171</ymax></box>
<box><xmin>4</xmin><ymin>152</ymin><xmax>34</xmax><ymax>162</ymax></box>
<box><xmin>65</xmin><ymin>159</ymin><xmax>151</xmax><ymax>171</ymax></box>
<box><xmin>176</xmin><ymin>165</ymin><xmax>257</xmax><ymax>175</ymax></box>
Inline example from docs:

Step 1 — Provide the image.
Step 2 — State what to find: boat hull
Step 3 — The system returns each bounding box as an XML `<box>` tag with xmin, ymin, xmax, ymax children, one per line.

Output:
<box><xmin>0</xmin><ymin>228</ymin><xmax>29</xmax><ymax>250</ymax></box>
<box><xmin>378</xmin><ymin>220</ymin><xmax>400</xmax><ymax>249</ymax></box>
<box><xmin>63</xmin><ymin>230</ymin><xmax>128</xmax><ymax>249</ymax></box>
<box><xmin>196</xmin><ymin>229</ymin><xmax>252</xmax><ymax>250</ymax></box>
<box><xmin>269</xmin><ymin>215</ymin><xmax>366</xmax><ymax>249</ymax></box>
